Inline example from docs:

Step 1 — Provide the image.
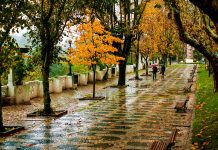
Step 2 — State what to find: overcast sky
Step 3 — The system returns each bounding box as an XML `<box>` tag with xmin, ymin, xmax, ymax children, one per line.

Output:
<box><xmin>11</xmin><ymin>26</ymin><xmax>79</xmax><ymax>50</ymax></box>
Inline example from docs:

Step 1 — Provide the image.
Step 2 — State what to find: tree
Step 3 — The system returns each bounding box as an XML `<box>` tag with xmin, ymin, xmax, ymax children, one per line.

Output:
<box><xmin>139</xmin><ymin>0</ymin><xmax>166</xmax><ymax>62</ymax></box>
<box><xmin>139</xmin><ymin>0</ymin><xmax>182</xmax><ymax>66</ymax></box>
<box><xmin>0</xmin><ymin>0</ymin><xmax>27</xmax><ymax>132</ymax></box>
<box><xmin>68</xmin><ymin>17</ymin><xmax>123</xmax><ymax>98</ymax></box>
<box><xmin>139</xmin><ymin>35</ymin><xmax>153</xmax><ymax>76</ymax></box>
<box><xmin>78</xmin><ymin>0</ymin><xmax>147</xmax><ymax>86</ymax></box>
<box><xmin>134</xmin><ymin>30</ymin><xmax>143</xmax><ymax>80</ymax></box>
<box><xmin>25</xmin><ymin>0</ymin><xmax>79</xmax><ymax>114</ymax></box>
<box><xmin>165</xmin><ymin>0</ymin><xmax>218</xmax><ymax>92</ymax></box>
<box><xmin>0</xmin><ymin>43</ymin><xmax>18</xmax><ymax>132</ymax></box>
<box><xmin>189</xmin><ymin>0</ymin><xmax>218</xmax><ymax>28</ymax></box>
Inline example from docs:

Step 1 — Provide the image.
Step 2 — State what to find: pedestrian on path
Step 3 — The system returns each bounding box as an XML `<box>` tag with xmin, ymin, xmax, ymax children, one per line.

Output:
<box><xmin>152</xmin><ymin>63</ymin><xmax>158</xmax><ymax>80</ymax></box>
<box><xmin>161</xmin><ymin>64</ymin><xmax>166</xmax><ymax>79</ymax></box>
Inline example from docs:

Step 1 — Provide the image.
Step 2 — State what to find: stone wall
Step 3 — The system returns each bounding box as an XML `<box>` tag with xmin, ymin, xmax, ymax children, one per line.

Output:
<box><xmin>1</xmin><ymin>64</ymin><xmax>144</xmax><ymax>105</ymax></box>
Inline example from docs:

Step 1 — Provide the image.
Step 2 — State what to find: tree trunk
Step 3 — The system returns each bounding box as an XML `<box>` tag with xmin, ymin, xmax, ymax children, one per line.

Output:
<box><xmin>157</xmin><ymin>57</ymin><xmax>161</xmax><ymax>64</ymax></box>
<box><xmin>42</xmin><ymin>65</ymin><xmax>52</xmax><ymax>114</ymax></box>
<box><xmin>145</xmin><ymin>56</ymin><xmax>149</xmax><ymax>76</ymax></box>
<box><xmin>189</xmin><ymin>0</ymin><xmax>218</xmax><ymax>26</ymax></box>
<box><xmin>118</xmin><ymin>60</ymin><xmax>127</xmax><ymax>86</ymax></box>
<box><xmin>117</xmin><ymin>34</ymin><xmax>133</xmax><ymax>86</ymax></box>
<box><xmin>103</xmin><ymin>65</ymin><xmax>109</xmax><ymax>80</ymax></box>
<box><xmin>209</xmin><ymin>62</ymin><xmax>211</xmax><ymax>77</ymax></box>
<box><xmin>92</xmin><ymin>64</ymin><xmax>96</xmax><ymax>98</ymax></box>
<box><xmin>169</xmin><ymin>55</ymin><xmax>172</xmax><ymax>65</ymax></box>
<box><xmin>176</xmin><ymin>54</ymin><xmax>179</xmax><ymax>63</ymax></box>
<box><xmin>130</xmin><ymin>52</ymin><xmax>133</xmax><ymax>64</ymax></box>
<box><xmin>212</xmin><ymin>61</ymin><xmax>218</xmax><ymax>92</ymax></box>
<box><xmin>68</xmin><ymin>63</ymin><xmax>72</xmax><ymax>75</ymax></box>
<box><xmin>135</xmin><ymin>33</ymin><xmax>140</xmax><ymax>79</ymax></box>
<box><xmin>0</xmin><ymin>76</ymin><xmax>5</xmax><ymax>132</ymax></box>
<box><xmin>135</xmin><ymin>47</ymin><xmax>139</xmax><ymax>79</ymax></box>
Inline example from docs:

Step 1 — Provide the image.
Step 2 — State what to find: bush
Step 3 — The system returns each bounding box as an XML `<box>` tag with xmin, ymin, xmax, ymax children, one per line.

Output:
<box><xmin>49</xmin><ymin>63</ymin><xmax>69</xmax><ymax>77</ymax></box>
<box><xmin>72</xmin><ymin>64</ymin><xmax>89</xmax><ymax>74</ymax></box>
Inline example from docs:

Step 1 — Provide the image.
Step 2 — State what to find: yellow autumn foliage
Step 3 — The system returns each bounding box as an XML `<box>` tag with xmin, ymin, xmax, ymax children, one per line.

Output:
<box><xmin>139</xmin><ymin>0</ymin><xmax>180</xmax><ymax>58</ymax></box>
<box><xmin>67</xmin><ymin>18</ymin><xmax>124</xmax><ymax>66</ymax></box>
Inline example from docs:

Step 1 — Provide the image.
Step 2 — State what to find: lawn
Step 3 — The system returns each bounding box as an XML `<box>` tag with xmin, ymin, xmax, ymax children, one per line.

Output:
<box><xmin>192</xmin><ymin>64</ymin><xmax>218</xmax><ymax>149</ymax></box>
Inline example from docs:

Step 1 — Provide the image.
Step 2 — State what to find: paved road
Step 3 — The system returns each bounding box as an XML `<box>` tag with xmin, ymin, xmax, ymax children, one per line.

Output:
<box><xmin>0</xmin><ymin>64</ymin><xmax>196</xmax><ymax>150</ymax></box>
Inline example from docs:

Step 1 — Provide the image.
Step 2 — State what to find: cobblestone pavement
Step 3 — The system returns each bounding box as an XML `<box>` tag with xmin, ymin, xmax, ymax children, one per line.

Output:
<box><xmin>0</xmin><ymin>64</ymin><xmax>196</xmax><ymax>150</ymax></box>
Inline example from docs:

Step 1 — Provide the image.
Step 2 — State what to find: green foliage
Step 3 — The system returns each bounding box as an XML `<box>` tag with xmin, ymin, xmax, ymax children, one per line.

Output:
<box><xmin>13</xmin><ymin>55</ymin><xmax>27</xmax><ymax>85</ymax></box>
<box><xmin>72</xmin><ymin>64</ymin><xmax>89</xmax><ymax>74</ymax></box>
<box><xmin>127</xmin><ymin>52</ymin><xmax>136</xmax><ymax>65</ymax></box>
<box><xmin>0</xmin><ymin>0</ymin><xmax>27</xmax><ymax>130</ymax></box>
<box><xmin>49</xmin><ymin>63</ymin><xmax>69</xmax><ymax>78</ymax></box>
<box><xmin>13</xmin><ymin>48</ymin><xmax>35</xmax><ymax>85</ymax></box>
<box><xmin>97</xmin><ymin>62</ymin><xmax>106</xmax><ymax>70</ymax></box>
<box><xmin>0</xmin><ymin>1</ymin><xmax>27</xmax><ymax>44</ymax></box>
<box><xmin>1</xmin><ymin>73</ymin><xmax>8</xmax><ymax>85</ymax></box>
<box><xmin>193</xmin><ymin>49</ymin><xmax>203</xmax><ymax>62</ymax></box>
<box><xmin>49</xmin><ymin>63</ymin><xmax>89</xmax><ymax>77</ymax></box>
<box><xmin>154</xmin><ymin>4</ymin><xmax>162</xmax><ymax>9</ymax></box>
<box><xmin>24</xmin><ymin>1</ymin><xmax>78</xmax><ymax>67</ymax></box>
<box><xmin>24</xmin><ymin>65</ymin><xmax>42</xmax><ymax>81</ymax></box>
<box><xmin>0</xmin><ymin>39</ymin><xmax>18</xmax><ymax>76</ymax></box>
<box><xmin>192</xmin><ymin>64</ymin><xmax>218</xmax><ymax>149</ymax></box>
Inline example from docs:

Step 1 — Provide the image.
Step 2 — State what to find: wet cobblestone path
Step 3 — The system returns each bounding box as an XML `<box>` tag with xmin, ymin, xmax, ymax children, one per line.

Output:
<box><xmin>0</xmin><ymin>64</ymin><xmax>196</xmax><ymax>150</ymax></box>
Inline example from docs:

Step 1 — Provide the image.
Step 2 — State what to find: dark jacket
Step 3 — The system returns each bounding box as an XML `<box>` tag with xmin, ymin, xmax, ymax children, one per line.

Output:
<box><xmin>153</xmin><ymin>66</ymin><xmax>158</xmax><ymax>73</ymax></box>
<box><xmin>161</xmin><ymin>65</ymin><xmax>165</xmax><ymax>72</ymax></box>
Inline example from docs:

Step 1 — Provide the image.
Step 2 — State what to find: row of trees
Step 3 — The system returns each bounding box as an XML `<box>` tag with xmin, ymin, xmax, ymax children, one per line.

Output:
<box><xmin>138</xmin><ymin>0</ymin><xmax>184</xmax><ymax>75</ymax></box>
<box><xmin>165</xmin><ymin>0</ymin><xmax>218</xmax><ymax>91</ymax></box>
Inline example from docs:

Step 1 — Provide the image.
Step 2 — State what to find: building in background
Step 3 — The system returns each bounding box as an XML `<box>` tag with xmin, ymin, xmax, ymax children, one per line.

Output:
<box><xmin>184</xmin><ymin>44</ymin><xmax>194</xmax><ymax>63</ymax></box>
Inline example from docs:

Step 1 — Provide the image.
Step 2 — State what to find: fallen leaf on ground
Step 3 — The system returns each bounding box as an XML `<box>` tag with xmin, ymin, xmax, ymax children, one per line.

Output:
<box><xmin>195</xmin><ymin>102</ymin><xmax>206</xmax><ymax>110</ymax></box>
<box><xmin>203</xmin><ymin>141</ymin><xmax>209</xmax><ymax>146</ymax></box>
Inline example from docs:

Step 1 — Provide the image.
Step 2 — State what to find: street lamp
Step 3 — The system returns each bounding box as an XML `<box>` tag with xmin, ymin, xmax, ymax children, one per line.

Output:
<box><xmin>68</xmin><ymin>39</ymin><xmax>73</xmax><ymax>75</ymax></box>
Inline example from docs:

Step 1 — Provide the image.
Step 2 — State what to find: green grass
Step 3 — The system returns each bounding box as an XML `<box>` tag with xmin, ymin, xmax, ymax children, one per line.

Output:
<box><xmin>192</xmin><ymin>64</ymin><xmax>218</xmax><ymax>149</ymax></box>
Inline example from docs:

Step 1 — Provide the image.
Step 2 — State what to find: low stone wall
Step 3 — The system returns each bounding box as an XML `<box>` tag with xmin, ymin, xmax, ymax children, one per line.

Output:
<box><xmin>59</xmin><ymin>76</ymin><xmax>66</xmax><ymax>90</ymax></box>
<box><xmin>78</xmin><ymin>74</ymin><xmax>88</xmax><ymax>86</ymax></box>
<box><xmin>96</xmin><ymin>70</ymin><xmax>107</xmax><ymax>81</ymax></box>
<box><xmin>53</xmin><ymin>78</ymin><xmax>63</xmax><ymax>93</ymax></box>
<box><xmin>1</xmin><ymin>64</ymin><xmax>143</xmax><ymax>106</ymax></box>
<box><xmin>15</xmin><ymin>84</ymin><xmax>31</xmax><ymax>104</ymax></box>
<box><xmin>108</xmin><ymin>68</ymin><xmax>112</xmax><ymax>78</ymax></box>
<box><xmin>126</xmin><ymin>65</ymin><xmax>134</xmax><ymax>73</ymax></box>
<box><xmin>88</xmin><ymin>72</ymin><xmax>95</xmax><ymax>83</ymax></box>
<box><xmin>28</xmin><ymin>81</ymin><xmax>40</xmax><ymax>99</ymax></box>
<box><xmin>65</xmin><ymin>76</ymin><xmax>73</xmax><ymax>89</ymax></box>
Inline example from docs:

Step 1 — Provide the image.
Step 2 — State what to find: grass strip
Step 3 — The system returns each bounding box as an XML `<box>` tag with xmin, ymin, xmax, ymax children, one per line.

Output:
<box><xmin>192</xmin><ymin>64</ymin><xmax>218</xmax><ymax>149</ymax></box>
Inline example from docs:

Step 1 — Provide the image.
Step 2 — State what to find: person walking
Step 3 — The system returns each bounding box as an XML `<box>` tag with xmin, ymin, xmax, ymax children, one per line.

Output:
<box><xmin>161</xmin><ymin>64</ymin><xmax>166</xmax><ymax>79</ymax></box>
<box><xmin>152</xmin><ymin>64</ymin><xmax>158</xmax><ymax>80</ymax></box>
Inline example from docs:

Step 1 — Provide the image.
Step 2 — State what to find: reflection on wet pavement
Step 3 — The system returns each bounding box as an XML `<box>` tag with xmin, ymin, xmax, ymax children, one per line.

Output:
<box><xmin>0</xmin><ymin>65</ymin><xmax>195</xmax><ymax>150</ymax></box>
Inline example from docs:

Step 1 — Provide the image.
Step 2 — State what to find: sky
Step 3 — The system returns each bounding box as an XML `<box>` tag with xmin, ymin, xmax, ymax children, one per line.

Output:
<box><xmin>11</xmin><ymin>28</ymin><xmax>29</xmax><ymax>47</ymax></box>
<box><xmin>11</xmin><ymin>26</ymin><xmax>79</xmax><ymax>50</ymax></box>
